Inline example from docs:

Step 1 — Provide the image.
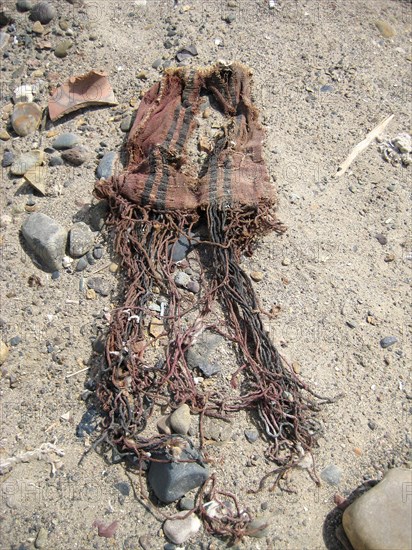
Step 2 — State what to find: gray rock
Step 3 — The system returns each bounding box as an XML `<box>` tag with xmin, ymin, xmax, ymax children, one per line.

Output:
<box><xmin>69</xmin><ymin>222</ymin><xmax>94</xmax><ymax>257</ymax></box>
<box><xmin>52</xmin><ymin>133</ymin><xmax>79</xmax><ymax>150</ymax></box>
<box><xmin>89</xmin><ymin>201</ymin><xmax>109</xmax><ymax>231</ymax></box>
<box><xmin>321</xmin><ymin>464</ymin><xmax>342</xmax><ymax>486</ymax></box>
<box><xmin>2</xmin><ymin>151</ymin><xmax>13</xmax><ymax>168</ymax></box>
<box><xmin>87</xmin><ymin>277</ymin><xmax>110</xmax><ymax>297</ymax></box>
<box><xmin>16</xmin><ymin>0</ymin><xmax>33</xmax><ymax>12</ymax></box>
<box><xmin>49</xmin><ymin>155</ymin><xmax>63</xmax><ymax>167</ymax></box>
<box><xmin>120</xmin><ymin>116</ymin><xmax>133</xmax><ymax>132</ymax></box>
<box><xmin>61</xmin><ymin>146</ymin><xmax>89</xmax><ymax>166</ymax></box>
<box><xmin>148</xmin><ymin>445</ymin><xmax>209</xmax><ymax>503</ymax></box>
<box><xmin>152</xmin><ymin>58</ymin><xmax>162</xmax><ymax>69</ymax></box>
<box><xmin>176</xmin><ymin>45</ymin><xmax>198</xmax><ymax>62</ymax></box>
<box><xmin>35</xmin><ymin>526</ymin><xmax>48</xmax><ymax>549</ymax></box>
<box><xmin>21</xmin><ymin>213</ymin><xmax>67</xmax><ymax>272</ymax></box>
<box><xmin>170</xmin><ymin>234</ymin><xmax>191</xmax><ymax>261</ymax></box>
<box><xmin>175</xmin><ymin>271</ymin><xmax>191</xmax><ymax>289</ymax></box>
<box><xmin>96</xmin><ymin>151</ymin><xmax>117</xmax><ymax>179</ymax></box>
<box><xmin>93</xmin><ymin>246</ymin><xmax>103</xmax><ymax>260</ymax></box>
<box><xmin>244</xmin><ymin>429</ymin><xmax>259</xmax><ymax>443</ymax></box>
<box><xmin>114</xmin><ymin>481</ymin><xmax>130</xmax><ymax>497</ymax></box>
<box><xmin>245</xmin><ymin>515</ymin><xmax>272</xmax><ymax>538</ymax></box>
<box><xmin>0</xmin><ymin>31</ymin><xmax>9</xmax><ymax>52</ymax></box>
<box><xmin>169</xmin><ymin>404</ymin><xmax>191</xmax><ymax>435</ymax></box>
<box><xmin>202</xmin><ymin>417</ymin><xmax>232</xmax><ymax>442</ymax></box>
<box><xmin>179</xmin><ymin>496</ymin><xmax>195</xmax><ymax>510</ymax></box>
<box><xmin>186</xmin><ymin>331</ymin><xmax>223</xmax><ymax>377</ymax></box>
<box><xmin>187</xmin><ymin>280</ymin><xmax>200</xmax><ymax>294</ymax></box>
<box><xmin>54</xmin><ymin>39</ymin><xmax>73</xmax><ymax>58</ymax></box>
<box><xmin>163</xmin><ymin>511</ymin><xmax>201</xmax><ymax>545</ymax></box>
<box><xmin>75</xmin><ymin>256</ymin><xmax>88</xmax><ymax>272</ymax></box>
<box><xmin>376</xmin><ymin>233</ymin><xmax>387</xmax><ymax>245</ymax></box>
<box><xmin>380</xmin><ymin>336</ymin><xmax>397</xmax><ymax>348</ymax></box>
<box><xmin>30</xmin><ymin>2</ymin><xmax>56</xmax><ymax>24</ymax></box>
<box><xmin>343</xmin><ymin>468</ymin><xmax>412</xmax><ymax>550</ymax></box>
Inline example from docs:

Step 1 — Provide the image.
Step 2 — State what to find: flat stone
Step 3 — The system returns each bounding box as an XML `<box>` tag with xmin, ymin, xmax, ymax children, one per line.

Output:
<box><xmin>24</xmin><ymin>165</ymin><xmax>47</xmax><ymax>195</ymax></box>
<box><xmin>0</xmin><ymin>129</ymin><xmax>11</xmax><ymax>141</ymax></box>
<box><xmin>175</xmin><ymin>271</ymin><xmax>191</xmax><ymax>289</ymax></box>
<box><xmin>30</xmin><ymin>2</ymin><xmax>56</xmax><ymax>24</ymax></box>
<box><xmin>202</xmin><ymin>417</ymin><xmax>232</xmax><ymax>442</ymax></box>
<box><xmin>11</xmin><ymin>102</ymin><xmax>42</xmax><ymax>137</ymax></box>
<box><xmin>148</xmin><ymin>445</ymin><xmax>209</xmax><ymax>503</ymax></box>
<box><xmin>2</xmin><ymin>151</ymin><xmax>13</xmax><ymax>168</ymax></box>
<box><xmin>380</xmin><ymin>336</ymin><xmax>397</xmax><ymax>348</ymax></box>
<box><xmin>176</xmin><ymin>45</ymin><xmax>198</xmax><ymax>62</ymax></box>
<box><xmin>32</xmin><ymin>21</ymin><xmax>44</xmax><ymax>34</ymax></box>
<box><xmin>11</xmin><ymin>150</ymin><xmax>43</xmax><ymax>176</ymax></box>
<box><xmin>170</xmin><ymin>234</ymin><xmax>191</xmax><ymax>261</ymax></box>
<box><xmin>186</xmin><ymin>331</ymin><xmax>223</xmax><ymax>378</ymax></box>
<box><xmin>87</xmin><ymin>277</ymin><xmax>110</xmax><ymax>297</ymax></box>
<box><xmin>49</xmin><ymin>155</ymin><xmax>63</xmax><ymax>167</ymax></box>
<box><xmin>93</xmin><ymin>246</ymin><xmax>103</xmax><ymax>260</ymax></box>
<box><xmin>52</xmin><ymin>133</ymin><xmax>79</xmax><ymax>150</ymax></box>
<box><xmin>96</xmin><ymin>151</ymin><xmax>117</xmax><ymax>179</ymax></box>
<box><xmin>120</xmin><ymin>115</ymin><xmax>133</xmax><ymax>132</ymax></box>
<box><xmin>61</xmin><ymin>146</ymin><xmax>88</xmax><ymax>166</ymax></box>
<box><xmin>54</xmin><ymin>39</ymin><xmax>73</xmax><ymax>58</ymax></box>
<box><xmin>321</xmin><ymin>464</ymin><xmax>342</xmax><ymax>486</ymax></box>
<box><xmin>69</xmin><ymin>222</ymin><xmax>94</xmax><ymax>257</ymax></box>
<box><xmin>343</xmin><ymin>468</ymin><xmax>412</xmax><ymax>550</ymax></box>
<box><xmin>17</xmin><ymin>0</ymin><xmax>33</xmax><ymax>12</ymax></box>
<box><xmin>169</xmin><ymin>404</ymin><xmax>191</xmax><ymax>435</ymax></box>
<box><xmin>0</xmin><ymin>341</ymin><xmax>9</xmax><ymax>365</ymax></box>
<box><xmin>35</xmin><ymin>526</ymin><xmax>48</xmax><ymax>549</ymax></box>
<box><xmin>244</xmin><ymin>429</ymin><xmax>259</xmax><ymax>443</ymax></box>
<box><xmin>179</xmin><ymin>496</ymin><xmax>195</xmax><ymax>510</ymax></box>
<box><xmin>157</xmin><ymin>415</ymin><xmax>172</xmax><ymax>435</ymax></box>
<box><xmin>0</xmin><ymin>31</ymin><xmax>10</xmax><ymax>52</ymax></box>
<box><xmin>21</xmin><ymin>213</ymin><xmax>67</xmax><ymax>272</ymax></box>
<box><xmin>163</xmin><ymin>511</ymin><xmax>201</xmax><ymax>545</ymax></box>
<box><xmin>375</xmin><ymin>19</ymin><xmax>396</xmax><ymax>38</ymax></box>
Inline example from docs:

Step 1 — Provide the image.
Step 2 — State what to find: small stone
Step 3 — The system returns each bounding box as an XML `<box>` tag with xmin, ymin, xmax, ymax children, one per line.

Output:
<box><xmin>245</xmin><ymin>515</ymin><xmax>272</xmax><ymax>538</ymax></box>
<box><xmin>76</xmin><ymin>256</ymin><xmax>88</xmax><ymax>272</ymax></box>
<box><xmin>149</xmin><ymin>318</ymin><xmax>163</xmax><ymax>338</ymax></box>
<box><xmin>375</xmin><ymin>20</ymin><xmax>396</xmax><ymax>38</ymax></box>
<box><xmin>250</xmin><ymin>271</ymin><xmax>264</xmax><ymax>282</ymax></box>
<box><xmin>69</xmin><ymin>222</ymin><xmax>94</xmax><ymax>257</ymax></box>
<box><xmin>86</xmin><ymin>288</ymin><xmax>96</xmax><ymax>300</ymax></box>
<box><xmin>244</xmin><ymin>429</ymin><xmax>259</xmax><ymax>443</ymax></box>
<box><xmin>157</xmin><ymin>415</ymin><xmax>172</xmax><ymax>435</ymax></box>
<box><xmin>52</xmin><ymin>133</ymin><xmax>79</xmax><ymax>150</ymax></box>
<box><xmin>35</xmin><ymin>527</ymin><xmax>48</xmax><ymax>549</ymax></box>
<box><xmin>11</xmin><ymin>150</ymin><xmax>43</xmax><ymax>176</ymax></box>
<box><xmin>384</xmin><ymin>253</ymin><xmax>395</xmax><ymax>262</ymax></box>
<box><xmin>89</xmin><ymin>201</ymin><xmax>109</xmax><ymax>231</ymax></box>
<box><xmin>343</xmin><ymin>468</ymin><xmax>411</xmax><ymax>550</ymax></box>
<box><xmin>30</xmin><ymin>2</ymin><xmax>56</xmax><ymax>24</ymax></box>
<box><xmin>179</xmin><ymin>496</ymin><xmax>195</xmax><ymax>511</ymax></box>
<box><xmin>115</xmin><ymin>481</ymin><xmax>130</xmax><ymax>497</ymax></box>
<box><xmin>93</xmin><ymin>246</ymin><xmax>103</xmax><ymax>260</ymax></box>
<box><xmin>87</xmin><ymin>277</ymin><xmax>110</xmax><ymax>297</ymax></box>
<box><xmin>0</xmin><ymin>341</ymin><xmax>9</xmax><ymax>365</ymax></box>
<box><xmin>176</xmin><ymin>45</ymin><xmax>198</xmax><ymax>62</ymax></box>
<box><xmin>152</xmin><ymin>58</ymin><xmax>162</xmax><ymax>69</ymax></box>
<box><xmin>175</xmin><ymin>271</ymin><xmax>191</xmax><ymax>289</ymax></box>
<box><xmin>380</xmin><ymin>336</ymin><xmax>397</xmax><ymax>349</ymax></box>
<box><xmin>202</xmin><ymin>417</ymin><xmax>232</xmax><ymax>442</ymax></box>
<box><xmin>96</xmin><ymin>151</ymin><xmax>117</xmax><ymax>179</ymax></box>
<box><xmin>10</xmin><ymin>336</ymin><xmax>21</xmax><ymax>347</ymax></box>
<box><xmin>368</xmin><ymin>420</ymin><xmax>377</xmax><ymax>430</ymax></box>
<box><xmin>163</xmin><ymin>511</ymin><xmax>201</xmax><ymax>545</ymax></box>
<box><xmin>0</xmin><ymin>129</ymin><xmax>11</xmax><ymax>141</ymax></box>
<box><xmin>11</xmin><ymin>102</ymin><xmax>42</xmax><ymax>137</ymax></box>
<box><xmin>148</xmin><ymin>445</ymin><xmax>209</xmax><ymax>503</ymax></box>
<box><xmin>2</xmin><ymin>151</ymin><xmax>13</xmax><ymax>168</ymax></box>
<box><xmin>186</xmin><ymin>331</ymin><xmax>223</xmax><ymax>378</ymax></box>
<box><xmin>49</xmin><ymin>155</ymin><xmax>63</xmax><ymax>167</ymax></box>
<box><xmin>17</xmin><ymin>0</ymin><xmax>33</xmax><ymax>12</ymax></box>
<box><xmin>13</xmin><ymin>84</ymin><xmax>38</xmax><ymax>103</ymax></box>
<box><xmin>120</xmin><ymin>116</ymin><xmax>133</xmax><ymax>132</ymax></box>
<box><xmin>21</xmin><ymin>213</ymin><xmax>67</xmax><ymax>272</ymax></box>
<box><xmin>170</xmin><ymin>234</ymin><xmax>191</xmax><ymax>261</ymax></box>
<box><xmin>32</xmin><ymin>20</ymin><xmax>44</xmax><ymax>34</ymax></box>
<box><xmin>109</xmin><ymin>262</ymin><xmax>119</xmax><ymax>273</ymax></box>
<box><xmin>281</xmin><ymin>257</ymin><xmax>291</xmax><ymax>266</ymax></box>
<box><xmin>376</xmin><ymin>233</ymin><xmax>387</xmax><ymax>245</ymax></box>
<box><xmin>54</xmin><ymin>39</ymin><xmax>73</xmax><ymax>58</ymax></box>
<box><xmin>321</xmin><ymin>464</ymin><xmax>342</xmax><ymax>486</ymax></box>
<box><xmin>169</xmin><ymin>404</ymin><xmax>191</xmax><ymax>435</ymax></box>
<box><xmin>186</xmin><ymin>280</ymin><xmax>200</xmax><ymax>294</ymax></box>
<box><xmin>320</xmin><ymin>84</ymin><xmax>333</xmax><ymax>93</ymax></box>
<box><xmin>61</xmin><ymin>146</ymin><xmax>89</xmax><ymax>166</ymax></box>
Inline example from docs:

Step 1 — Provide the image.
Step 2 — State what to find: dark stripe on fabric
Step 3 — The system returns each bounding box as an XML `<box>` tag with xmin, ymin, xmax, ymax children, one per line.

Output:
<box><xmin>175</xmin><ymin>106</ymin><xmax>193</xmax><ymax>152</ymax></box>
<box><xmin>154</xmin><ymin>157</ymin><xmax>170</xmax><ymax>210</ymax></box>
<box><xmin>223</xmin><ymin>157</ymin><xmax>232</xmax><ymax>203</ymax></box>
<box><xmin>209</xmin><ymin>153</ymin><xmax>219</xmax><ymax>203</ymax></box>
<box><xmin>163</xmin><ymin>105</ymin><xmax>182</xmax><ymax>149</ymax></box>
<box><xmin>141</xmin><ymin>153</ymin><xmax>157</xmax><ymax>205</ymax></box>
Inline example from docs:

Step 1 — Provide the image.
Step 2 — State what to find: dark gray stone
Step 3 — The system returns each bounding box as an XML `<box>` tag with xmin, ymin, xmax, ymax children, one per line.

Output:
<box><xmin>380</xmin><ymin>336</ymin><xmax>397</xmax><ymax>348</ymax></box>
<box><xmin>10</xmin><ymin>336</ymin><xmax>21</xmax><ymax>346</ymax></box>
<box><xmin>76</xmin><ymin>406</ymin><xmax>98</xmax><ymax>437</ymax></box>
<box><xmin>321</xmin><ymin>464</ymin><xmax>342</xmax><ymax>486</ymax></box>
<box><xmin>152</xmin><ymin>58</ymin><xmax>162</xmax><ymax>69</ymax></box>
<box><xmin>52</xmin><ymin>133</ymin><xmax>79</xmax><ymax>150</ymax></box>
<box><xmin>96</xmin><ymin>151</ymin><xmax>116</xmax><ymax>179</ymax></box>
<box><xmin>176</xmin><ymin>45</ymin><xmax>198</xmax><ymax>62</ymax></box>
<box><xmin>114</xmin><ymin>481</ymin><xmax>130</xmax><ymax>497</ymax></box>
<box><xmin>75</xmin><ymin>256</ymin><xmax>88</xmax><ymax>272</ymax></box>
<box><xmin>244</xmin><ymin>429</ymin><xmax>259</xmax><ymax>443</ymax></box>
<box><xmin>2</xmin><ymin>150</ymin><xmax>13</xmax><ymax>167</ymax></box>
<box><xmin>93</xmin><ymin>246</ymin><xmax>103</xmax><ymax>260</ymax></box>
<box><xmin>87</xmin><ymin>277</ymin><xmax>110</xmax><ymax>297</ymax></box>
<box><xmin>30</xmin><ymin>2</ymin><xmax>56</xmax><ymax>24</ymax></box>
<box><xmin>170</xmin><ymin>235</ymin><xmax>191</xmax><ymax>261</ymax></box>
<box><xmin>376</xmin><ymin>233</ymin><xmax>387</xmax><ymax>245</ymax></box>
<box><xmin>186</xmin><ymin>331</ymin><xmax>223</xmax><ymax>378</ymax></box>
<box><xmin>16</xmin><ymin>0</ymin><xmax>33</xmax><ymax>12</ymax></box>
<box><xmin>49</xmin><ymin>155</ymin><xmax>63</xmax><ymax>167</ymax></box>
<box><xmin>21</xmin><ymin>213</ymin><xmax>67</xmax><ymax>272</ymax></box>
<box><xmin>148</xmin><ymin>445</ymin><xmax>209</xmax><ymax>503</ymax></box>
<box><xmin>120</xmin><ymin>116</ymin><xmax>132</xmax><ymax>132</ymax></box>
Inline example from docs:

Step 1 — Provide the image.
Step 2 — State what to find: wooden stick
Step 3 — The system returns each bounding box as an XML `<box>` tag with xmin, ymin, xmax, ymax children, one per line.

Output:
<box><xmin>335</xmin><ymin>114</ymin><xmax>395</xmax><ymax>177</ymax></box>
<box><xmin>65</xmin><ymin>366</ymin><xmax>89</xmax><ymax>379</ymax></box>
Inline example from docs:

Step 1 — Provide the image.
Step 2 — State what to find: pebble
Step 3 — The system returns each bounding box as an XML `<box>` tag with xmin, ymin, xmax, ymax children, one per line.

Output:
<box><xmin>375</xmin><ymin>20</ymin><xmax>396</xmax><ymax>38</ymax></box>
<box><xmin>11</xmin><ymin>102</ymin><xmax>42</xmax><ymax>137</ymax></box>
<box><xmin>179</xmin><ymin>496</ymin><xmax>195</xmax><ymax>510</ymax></box>
<box><xmin>11</xmin><ymin>150</ymin><xmax>43</xmax><ymax>176</ymax></box>
<box><xmin>16</xmin><ymin>0</ymin><xmax>33</xmax><ymax>12</ymax></box>
<box><xmin>0</xmin><ymin>31</ymin><xmax>9</xmax><ymax>52</ymax></box>
<box><xmin>0</xmin><ymin>129</ymin><xmax>11</xmax><ymax>141</ymax></box>
<box><xmin>186</xmin><ymin>331</ymin><xmax>223</xmax><ymax>378</ymax></box>
<box><xmin>245</xmin><ymin>515</ymin><xmax>271</xmax><ymax>538</ymax></box>
<box><xmin>10</xmin><ymin>336</ymin><xmax>21</xmax><ymax>347</ymax></box>
<box><xmin>148</xmin><ymin>445</ymin><xmax>209</xmax><ymax>503</ymax></box>
<box><xmin>30</xmin><ymin>2</ymin><xmax>56</xmax><ymax>24</ymax></box>
<box><xmin>202</xmin><ymin>417</ymin><xmax>232</xmax><ymax>442</ymax></box>
<box><xmin>384</xmin><ymin>253</ymin><xmax>395</xmax><ymax>262</ymax></box>
<box><xmin>2</xmin><ymin>151</ymin><xmax>13</xmax><ymax>168</ymax></box>
<box><xmin>32</xmin><ymin>21</ymin><xmax>44</xmax><ymax>34</ymax></box>
<box><xmin>86</xmin><ymin>288</ymin><xmax>96</xmax><ymax>300</ymax></box>
<box><xmin>380</xmin><ymin>336</ymin><xmax>397</xmax><ymax>349</ymax></box>
<box><xmin>163</xmin><ymin>511</ymin><xmax>201</xmax><ymax>545</ymax></box>
<box><xmin>52</xmin><ymin>133</ymin><xmax>80</xmax><ymax>150</ymax></box>
<box><xmin>176</xmin><ymin>45</ymin><xmax>198</xmax><ymax>62</ymax></box>
<box><xmin>89</xmin><ymin>201</ymin><xmax>109</xmax><ymax>231</ymax></box>
<box><xmin>76</xmin><ymin>406</ymin><xmax>99</xmax><ymax>437</ymax></box>
<box><xmin>186</xmin><ymin>280</ymin><xmax>200</xmax><ymax>294</ymax></box>
<box><xmin>49</xmin><ymin>155</ymin><xmax>64</xmax><ymax>167</ymax></box>
<box><xmin>34</xmin><ymin>527</ymin><xmax>48</xmax><ymax>549</ymax></box>
<box><xmin>281</xmin><ymin>257</ymin><xmax>291</xmax><ymax>266</ymax></box>
<box><xmin>54</xmin><ymin>39</ymin><xmax>73</xmax><ymax>58</ymax></box>
<box><xmin>96</xmin><ymin>151</ymin><xmax>117</xmax><ymax>179</ymax></box>
<box><xmin>21</xmin><ymin>213</ymin><xmax>67</xmax><ymax>272</ymax></box>
<box><xmin>120</xmin><ymin>116</ymin><xmax>133</xmax><ymax>132</ymax></box>
<box><xmin>376</xmin><ymin>233</ymin><xmax>387</xmax><ymax>245</ymax></box>
<box><xmin>93</xmin><ymin>246</ymin><xmax>103</xmax><ymax>260</ymax></box>
<box><xmin>175</xmin><ymin>271</ymin><xmax>191</xmax><ymax>289</ymax></box>
<box><xmin>69</xmin><ymin>222</ymin><xmax>94</xmax><ymax>257</ymax></box>
<box><xmin>61</xmin><ymin>146</ymin><xmax>89</xmax><ymax>166</ymax></box>
<box><xmin>343</xmin><ymin>468</ymin><xmax>411</xmax><ymax>550</ymax></box>
<box><xmin>169</xmin><ymin>404</ymin><xmax>191</xmax><ymax>435</ymax></box>
<box><xmin>152</xmin><ymin>58</ymin><xmax>162</xmax><ymax>69</ymax></box>
<box><xmin>368</xmin><ymin>420</ymin><xmax>377</xmax><ymax>430</ymax></box>
<box><xmin>321</xmin><ymin>464</ymin><xmax>342</xmax><ymax>486</ymax></box>
<box><xmin>0</xmin><ymin>341</ymin><xmax>9</xmax><ymax>365</ymax></box>
<box><xmin>170</xmin><ymin>234</ymin><xmax>192</xmax><ymax>261</ymax></box>
<box><xmin>75</xmin><ymin>256</ymin><xmax>88</xmax><ymax>272</ymax></box>
<box><xmin>109</xmin><ymin>262</ymin><xmax>119</xmax><ymax>273</ymax></box>
<box><xmin>157</xmin><ymin>415</ymin><xmax>172</xmax><ymax>434</ymax></box>
<box><xmin>250</xmin><ymin>271</ymin><xmax>264</xmax><ymax>282</ymax></box>
<box><xmin>87</xmin><ymin>277</ymin><xmax>110</xmax><ymax>297</ymax></box>
<box><xmin>244</xmin><ymin>429</ymin><xmax>259</xmax><ymax>443</ymax></box>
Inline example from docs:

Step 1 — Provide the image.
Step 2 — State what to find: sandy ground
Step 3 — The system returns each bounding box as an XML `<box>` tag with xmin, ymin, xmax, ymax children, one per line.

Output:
<box><xmin>0</xmin><ymin>0</ymin><xmax>411</xmax><ymax>549</ymax></box>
